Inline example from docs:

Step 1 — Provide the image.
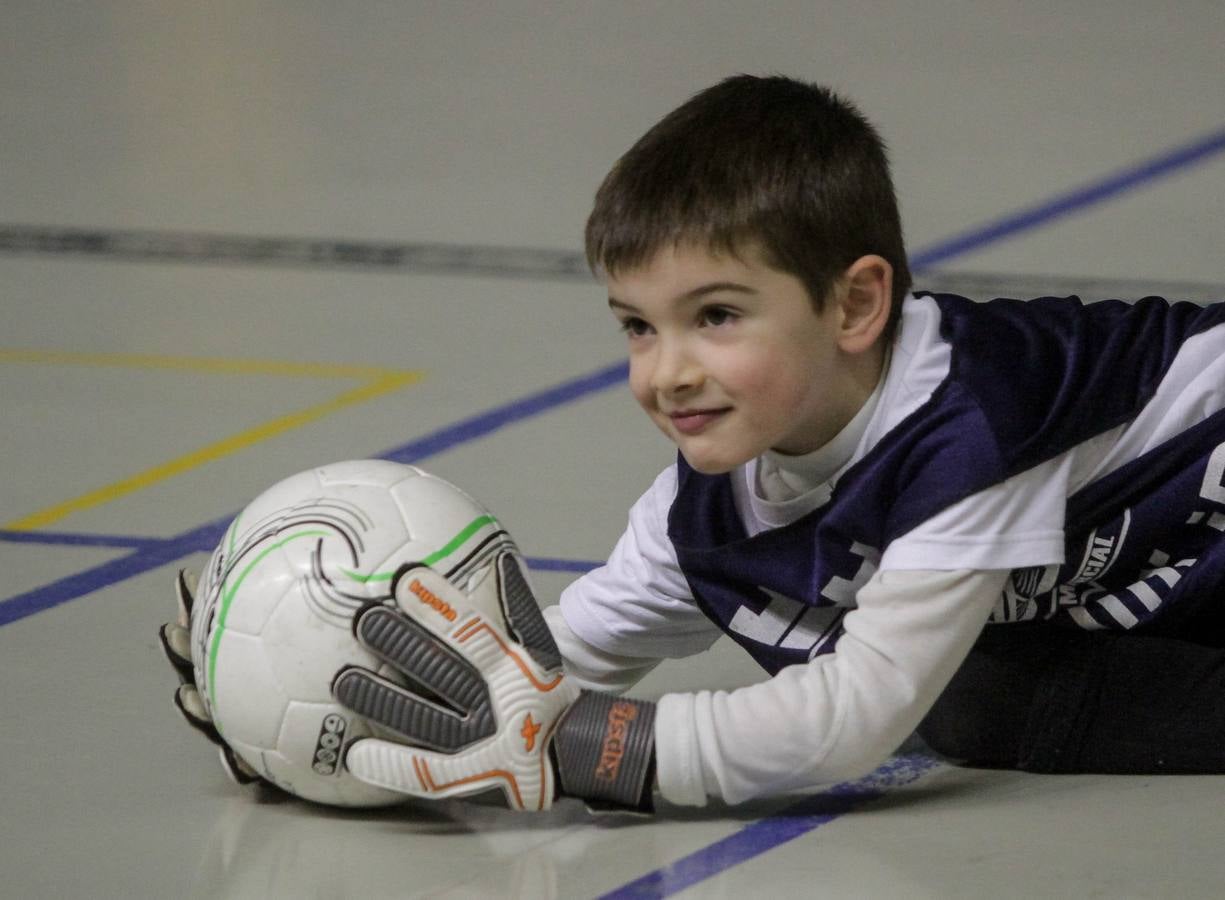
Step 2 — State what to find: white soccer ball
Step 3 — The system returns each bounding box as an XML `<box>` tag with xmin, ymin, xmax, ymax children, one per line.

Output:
<box><xmin>189</xmin><ymin>459</ymin><xmax>522</xmax><ymax>807</ymax></box>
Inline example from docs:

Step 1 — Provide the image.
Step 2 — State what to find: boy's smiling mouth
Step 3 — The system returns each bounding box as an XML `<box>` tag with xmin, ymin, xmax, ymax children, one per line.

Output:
<box><xmin>667</xmin><ymin>407</ymin><xmax>731</xmax><ymax>434</ymax></box>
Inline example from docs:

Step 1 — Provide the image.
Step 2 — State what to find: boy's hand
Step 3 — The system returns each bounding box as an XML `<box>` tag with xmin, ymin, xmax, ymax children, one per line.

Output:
<box><xmin>332</xmin><ymin>555</ymin><xmax>657</xmax><ymax>812</ymax></box>
<box><xmin>157</xmin><ymin>570</ymin><xmax>274</xmax><ymax>790</ymax></box>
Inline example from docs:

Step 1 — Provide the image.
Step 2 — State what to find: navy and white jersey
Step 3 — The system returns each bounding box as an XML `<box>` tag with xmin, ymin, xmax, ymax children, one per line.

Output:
<box><xmin>562</xmin><ymin>293</ymin><xmax>1225</xmax><ymax>676</ymax></box>
<box><xmin>669</xmin><ymin>292</ymin><xmax>1225</xmax><ymax>673</ymax></box>
<box><xmin>557</xmin><ymin>291</ymin><xmax>1225</xmax><ymax>805</ymax></box>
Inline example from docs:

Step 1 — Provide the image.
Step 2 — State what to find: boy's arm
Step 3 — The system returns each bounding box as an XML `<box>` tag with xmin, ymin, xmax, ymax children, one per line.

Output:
<box><xmin>543</xmin><ymin>604</ymin><xmax>663</xmax><ymax>693</ymax></box>
<box><xmin>655</xmin><ymin>567</ymin><xmax>1007</xmax><ymax>806</ymax></box>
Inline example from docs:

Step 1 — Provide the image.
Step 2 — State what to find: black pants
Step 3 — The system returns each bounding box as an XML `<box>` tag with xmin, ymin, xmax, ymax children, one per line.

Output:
<box><xmin>917</xmin><ymin>595</ymin><xmax>1225</xmax><ymax>774</ymax></box>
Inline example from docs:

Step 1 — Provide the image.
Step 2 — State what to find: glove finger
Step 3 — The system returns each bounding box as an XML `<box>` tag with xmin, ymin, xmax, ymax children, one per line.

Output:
<box><xmin>173</xmin><ymin>684</ymin><xmax>224</xmax><ymax>747</ymax></box>
<box><xmin>390</xmin><ymin>565</ymin><xmax>544</xmax><ymax>683</ymax></box>
<box><xmin>495</xmin><ymin>551</ymin><xmax>562</xmax><ymax>673</ymax></box>
<box><xmin>175</xmin><ymin>568</ymin><xmax>199</xmax><ymax>627</ymax></box>
<box><xmin>389</xmin><ymin>564</ymin><xmax>486</xmax><ymax>638</ymax></box>
<box><xmin>218</xmin><ymin>744</ymin><xmax>265</xmax><ymax>787</ymax></box>
<box><xmin>159</xmin><ymin>622</ymin><xmax>196</xmax><ymax>684</ymax></box>
<box><xmin>332</xmin><ymin>663</ymin><xmax>495</xmax><ymax>752</ymax></box>
<box><xmin>344</xmin><ymin>737</ymin><xmax>539</xmax><ymax>810</ymax></box>
<box><xmin>352</xmin><ymin>601</ymin><xmax>491</xmax><ymax>706</ymax></box>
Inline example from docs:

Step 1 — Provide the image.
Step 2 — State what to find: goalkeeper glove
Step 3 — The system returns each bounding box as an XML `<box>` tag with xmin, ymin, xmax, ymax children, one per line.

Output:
<box><xmin>332</xmin><ymin>554</ymin><xmax>657</xmax><ymax>812</ymax></box>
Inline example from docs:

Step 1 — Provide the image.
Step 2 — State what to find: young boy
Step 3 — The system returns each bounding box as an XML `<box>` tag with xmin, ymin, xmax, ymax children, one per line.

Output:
<box><xmin>535</xmin><ymin>73</ymin><xmax>1225</xmax><ymax>807</ymax></box>
<box><xmin>164</xmin><ymin>74</ymin><xmax>1225</xmax><ymax>812</ymax></box>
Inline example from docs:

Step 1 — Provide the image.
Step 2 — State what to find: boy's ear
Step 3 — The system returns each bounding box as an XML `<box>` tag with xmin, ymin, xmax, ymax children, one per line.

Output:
<box><xmin>836</xmin><ymin>255</ymin><xmax>892</xmax><ymax>354</ymax></box>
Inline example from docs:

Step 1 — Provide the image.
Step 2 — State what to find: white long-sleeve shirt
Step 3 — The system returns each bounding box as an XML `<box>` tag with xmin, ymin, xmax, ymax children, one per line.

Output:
<box><xmin>551</xmin><ymin>293</ymin><xmax>1225</xmax><ymax>806</ymax></box>
<box><xmin>548</xmin><ymin>568</ymin><xmax>1003</xmax><ymax>805</ymax></box>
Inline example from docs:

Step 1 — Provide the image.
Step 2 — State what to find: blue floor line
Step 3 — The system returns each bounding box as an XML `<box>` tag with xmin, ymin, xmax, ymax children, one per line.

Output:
<box><xmin>0</xmin><ymin>529</ymin><xmax>166</xmax><ymax>550</ymax></box>
<box><xmin>909</xmin><ymin>126</ymin><xmax>1225</xmax><ymax>273</ymax></box>
<box><xmin>0</xmin><ymin>525</ymin><xmax>605</xmax><ymax>575</ymax></box>
<box><xmin>600</xmin><ymin>755</ymin><xmax>942</xmax><ymax>900</ymax></box>
<box><xmin>0</xmin><ymin>520</ymin><xmax>227</xmax><ymax>627</ymax></box>
<box><xmin>0</xmin><ymin>522</ymin><xmax>601</xmax><ymax>627</ymax></box>
<box><xmin>381</xmin><ymin>361</ymin><xmax>628</xmax><ymax>465</ymax></box>
<box><xmin>522</xmin><ymin>556</ymin><xmax>601</xmax><ymax>574</ymax></box>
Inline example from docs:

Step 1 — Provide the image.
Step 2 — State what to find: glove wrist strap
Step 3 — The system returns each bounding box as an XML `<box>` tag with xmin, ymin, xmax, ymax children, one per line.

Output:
<box><xmin>552</xmin><ymin>691</ymin><xmax>656</xmax><ymax>812</ymax></box>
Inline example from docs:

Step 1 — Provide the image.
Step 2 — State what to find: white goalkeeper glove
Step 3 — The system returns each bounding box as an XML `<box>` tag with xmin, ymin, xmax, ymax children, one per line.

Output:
<box><xmin>332</xmin><ymin>553</ymin><xmax>658</xmax><ymax>812</ymax></box>
<box><xmin>157</xmin><ymin>569</ymin><xmax>273</xmax><ymax>790</ymax></box>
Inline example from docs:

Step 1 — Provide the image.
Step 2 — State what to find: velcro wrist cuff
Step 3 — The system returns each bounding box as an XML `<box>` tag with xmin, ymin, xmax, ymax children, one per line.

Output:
<box><xmin>553</xmin><ymin>691</ymin><xmax>656</xmax><ymax>812</ymax></box>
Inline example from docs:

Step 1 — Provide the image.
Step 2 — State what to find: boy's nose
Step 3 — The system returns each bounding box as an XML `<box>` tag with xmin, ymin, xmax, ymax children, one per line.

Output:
<box><xmin>650</xmin><ymin>341</ymin><xmax>702</xmax><ymax>396</ymax></box>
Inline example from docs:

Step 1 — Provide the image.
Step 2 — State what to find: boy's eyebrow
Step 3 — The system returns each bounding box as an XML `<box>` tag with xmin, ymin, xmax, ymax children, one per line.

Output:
<box><xmin>608</xmin><ymin>282</ymin><xmax>758</xmax><ymax>311</ymax></box>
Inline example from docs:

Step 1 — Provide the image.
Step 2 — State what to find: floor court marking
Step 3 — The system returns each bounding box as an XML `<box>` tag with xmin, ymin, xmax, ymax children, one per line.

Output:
<box><xmin>601</xmin><ymin>755</ymin><xmax>942</xmax><ymax>900</ymax></box>
<box><xmin>0</xmin><ymin>349</ymin><xmax>412</xmax><ymax>381</ymax></box>
<box><xmin>909</xmin><ymin>126</ymin><xmax>1225</xmax><ymax>272</ymax></box>
<box><xmin>1</xmin><ymin>350</ymin><xmax>423</xmax><ymax>531</ymax></box>
<box><xmin>1</xmin><ymin>126</ymin><xmax>1221</xmax><ymax>281</ymax></box>
<box><xmin>0</xmin><ymin>529</ymin><xmax>166</xmax><ymax>550</ymax></box>
<box><xmin>0</xmin><ymin>360</ymin><xmax>628</xmax><ymax>627</ymax></box>
<box><xmin>0</xmin><ymin>226</ymin><xmax>591</xmax><ymax>279</ymax></box>
<box><xmin>0</xmin><ymin>525</ymin><xmax>601</xmax><ymax>571</ymax></box>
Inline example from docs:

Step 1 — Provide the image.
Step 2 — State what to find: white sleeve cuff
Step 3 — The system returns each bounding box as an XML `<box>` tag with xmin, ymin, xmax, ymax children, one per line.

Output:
<box><xmin>654</xmin><ymin>692</ymin><xmax>709</xmax><ymax>807</ymax></box>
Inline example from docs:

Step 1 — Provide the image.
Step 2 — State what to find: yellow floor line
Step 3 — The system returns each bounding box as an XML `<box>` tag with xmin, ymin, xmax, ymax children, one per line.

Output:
<box><xmin>0</xmin><ymin>348</ymin><xmax>410</xmax><ymax>381</ymax></box>
<box><xmin>4</xmin><ymin>370</ymin><xmax>423</xmax><ymax>531</ymax></box>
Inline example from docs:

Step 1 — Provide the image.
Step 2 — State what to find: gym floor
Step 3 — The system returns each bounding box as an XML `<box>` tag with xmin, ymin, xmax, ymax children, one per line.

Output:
<box><xmin>2</xmin><ymin>4</ymin><xmax>1223</xmax><ymax>897</ymax></box>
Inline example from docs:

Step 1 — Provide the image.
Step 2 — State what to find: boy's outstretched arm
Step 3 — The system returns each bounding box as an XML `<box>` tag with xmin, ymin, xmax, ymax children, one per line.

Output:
<box><xmin>648</xmin><ymin>567</ymin><xmax>1007</xmax><ymax>806</ymax></box>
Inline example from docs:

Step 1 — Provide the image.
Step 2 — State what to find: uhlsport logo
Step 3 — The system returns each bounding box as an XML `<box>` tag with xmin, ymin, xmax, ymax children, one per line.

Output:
<box><xmin>594</xmin><ymin>701</ymin><xmax>639</xmax><ymax>782</ymax></box>
<box><xmin>312</xmin><ymin>713</ymin><xmax>348</xmax><ymax>776</ymax></box>
<box><xmin>408</xmin><ymin>577</ymin><xmax>459</xmax><ymax>622</ymax></box>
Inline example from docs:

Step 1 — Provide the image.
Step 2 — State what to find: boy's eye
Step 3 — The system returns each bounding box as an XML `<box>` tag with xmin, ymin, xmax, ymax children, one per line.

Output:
<box><xmin>700</xmin><ymin>306</ymin><xmax>737</xmax><ymax>327</ymax></box>
<box><xmin>619</xmin><ymin>317</ymin><xmax>652</xmax><ymax>337</ymax></box>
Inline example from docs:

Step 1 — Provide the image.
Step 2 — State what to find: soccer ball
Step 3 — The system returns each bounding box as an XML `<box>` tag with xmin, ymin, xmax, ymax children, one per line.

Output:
<box><xmin>188</xmin><ymin>459</ymin><xmax>523</xmax><ymax>807</ymax></box>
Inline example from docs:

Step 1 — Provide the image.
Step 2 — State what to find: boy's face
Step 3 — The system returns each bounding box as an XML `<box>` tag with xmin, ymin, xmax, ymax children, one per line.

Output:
<box><xmin>607</xmin><ymin>242</ymin><xmax>874</xmax><ymax>475</ymax></box>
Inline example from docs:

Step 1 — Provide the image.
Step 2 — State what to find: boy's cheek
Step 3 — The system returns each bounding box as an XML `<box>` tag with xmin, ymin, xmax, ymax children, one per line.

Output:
<box><xmin>626</xmin><ymin>378</ymin><xmax>651</xmax><ymax>411</ymax></box>
<box><xmin>626</xmin><ymin>364</ymin><xmax>656</xmax><ymax>409</ymax></box>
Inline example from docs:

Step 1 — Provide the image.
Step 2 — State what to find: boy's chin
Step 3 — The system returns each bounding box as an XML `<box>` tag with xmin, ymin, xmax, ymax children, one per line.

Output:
<box><xmin>679</xmin><ymin>450</ymin><xmax>743</xmax><ymax>476</ymax></box>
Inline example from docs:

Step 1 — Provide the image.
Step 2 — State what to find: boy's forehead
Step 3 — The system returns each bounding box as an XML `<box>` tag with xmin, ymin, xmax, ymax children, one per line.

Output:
<box><xmin>605</xmin><ymin>241</ymin><xmax>771</xmax><ymax>299</ymax></box>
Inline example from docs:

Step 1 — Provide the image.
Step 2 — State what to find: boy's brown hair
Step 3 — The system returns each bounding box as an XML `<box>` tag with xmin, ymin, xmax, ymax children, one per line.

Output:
<box><xmin>585</xmin><ymin>74</ymin><xmax>911</xmax><ymax>335</ymax></box>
